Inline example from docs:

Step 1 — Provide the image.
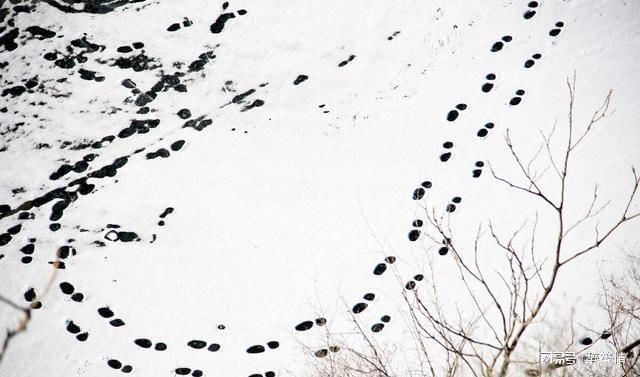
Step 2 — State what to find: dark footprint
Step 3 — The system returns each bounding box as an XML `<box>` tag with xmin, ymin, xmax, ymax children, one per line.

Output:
<box><xmin>446</xmin><ymin>103</ymin><xmax>467</xmax><ymax>122</ymax></box>
<box><xmin>477</xmin><ymin>122</ymin><xmax>494</xmax><ymax>138</ymax></box>
<box><xmin>247</xmin><ymin>345</ymin><xmax>265</xmax><ymax>354</ymax></box>
<box><xmin>108</xmin><ymin>359</ymin><xmax>133</xmax><ymax>374</ymax></box>
<box><xmin>490</xmin><ymin>35</ymin><xmax>512</xmax><ymax>52</ymax></box>
<box><xmin>447</xmin><ymin>197</ymin><xmax>462</xmax><ymax>211</ymax></box>
<box><xmin>71</xmin><ymin>292</ymin><xmax>84</xmax><ymax>302</ymax></box>
<box><xmin>440</xmin><ymin>141</ymin><xmax>454</xmax><ymax>160</ymax></box>
<box><xmin>373</xmin><ymin>263</ymin><xmax>387</xmax><ymax>275</ymax></box>
<box><xmin>352</xmin><ymin>302</ymin><xmax>368</xmax><ymax>314</ymax></box>
<box><xmin>472</xmin><ymin>161</ymin><xmax>484</xmax><ymax>178</ymax></box>
<box><xmin>293</xmin><ymin>75</ymin><xmax>308</xmax><ymax>85</ymax></box>
<box><xmin>509</xmin><ymin>89</ymin><xmax>525</xmax><ymax>106</ymax></box>
<box><xmin>446</xmin><ymin>109</ymin><xmax>459</xmax><ymax>121</ymax></box>
<box><xmin>524</xmin><ymin>53</ymin><xmax>542</xmax><ymax>68</ymax></box>
<box><xmin>108</xmin><ymin>359</ymin><xmax>122</xmax><ymax>369</ymax></box>
<box><xmin>481</xmin><ymin>73</ymin><xmax>496</xmax><ymax>92</ymax></box>
<box><xmin>60</xmin><ymin>282</ymin><xmax>75</xmax><ymax>295</ymax></box>
<box><xmin>387</xmin><ymin>31</ymin><xmax>401</xmax><ymax>40</ymax></box>
<box><xmin>549</xmin><ymin>21</ymin><xmax>564</xmax><ymax>37</ymax></box>
<box><xmin>371</xmin><ymin>323</ymin><xmax>385</xmax><ymax>333</ymax></box>
<box><xmin>408</xmin><ymin>229</ymin><xmax>421</xmax><ymax>241</ymax></box>
<box><xmin>134</xmin><ymin>338</ymin><xmax>152</xmax><ymax>348</ymax></box>
<box><xmin>66</xmin><ymin>320</ymin><xmax>81</xmax><ymax>334</ymax></box>
<box><xmin>338</xmin><ymin>54</ymin><xmax>356</xmax><ymax>67</ymax></box>
<box><xmin>24</xmin><ymin>288</ymin><xmax>36</xmax><ymax>302</ymax></box>
<box><xmin>210</xmin><ymin>8</ymin><xmax>247</xmax><ymax>34</ymax></box>
<box><xmin>295</xmin><ymin>320</ymin><xmax>313</xmax><ymax>331</ymax></box>
<box><xmin>188</xmin><ymin>340</ymin><xmax>207</xmax><ymax>349</ymax></box>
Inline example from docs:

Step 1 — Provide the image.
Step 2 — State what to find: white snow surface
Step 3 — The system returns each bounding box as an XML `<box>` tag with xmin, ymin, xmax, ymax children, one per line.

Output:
<box><xmin>0</xmin><ymin>0</ymin><xmax>639</xmax><ymax>376</ymax></box>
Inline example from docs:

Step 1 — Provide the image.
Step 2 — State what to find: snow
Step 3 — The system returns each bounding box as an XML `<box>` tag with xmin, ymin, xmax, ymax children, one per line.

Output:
<box><xmin>1</xmin><ymin>0</ymin><xmax>639</xmax><ymax>376</ymax></box>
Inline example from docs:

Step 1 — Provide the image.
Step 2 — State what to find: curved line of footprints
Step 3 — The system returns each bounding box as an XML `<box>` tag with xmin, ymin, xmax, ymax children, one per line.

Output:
<box><xmin>7</xmin><ymin>1</ymin><xmax>566</xmax><ymax>376</ymax></box>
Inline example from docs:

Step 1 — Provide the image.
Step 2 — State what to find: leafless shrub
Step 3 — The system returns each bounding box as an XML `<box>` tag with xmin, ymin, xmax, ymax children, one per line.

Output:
<box><xmin>304</xmin><ymin>76</ymin><xmax>640</xmax><ymax>377</ymax></box>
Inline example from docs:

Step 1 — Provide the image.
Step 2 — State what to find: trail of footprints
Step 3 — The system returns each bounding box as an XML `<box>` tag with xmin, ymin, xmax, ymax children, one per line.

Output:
<box><xmin>1</xmin><ymin>2</ymin><xmax>567</xmax><ymax>376</ymax></box>
<box><xmin>302</xmin><ymin>7</ymin><xmax>570</xmax><ymax>368</ymax></box>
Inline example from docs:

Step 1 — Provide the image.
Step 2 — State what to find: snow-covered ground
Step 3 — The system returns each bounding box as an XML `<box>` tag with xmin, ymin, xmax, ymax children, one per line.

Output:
<box><xmin>1</xmin><ymin>0</ymin><xmax>639</xmax><ymax>376</ymax></box>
